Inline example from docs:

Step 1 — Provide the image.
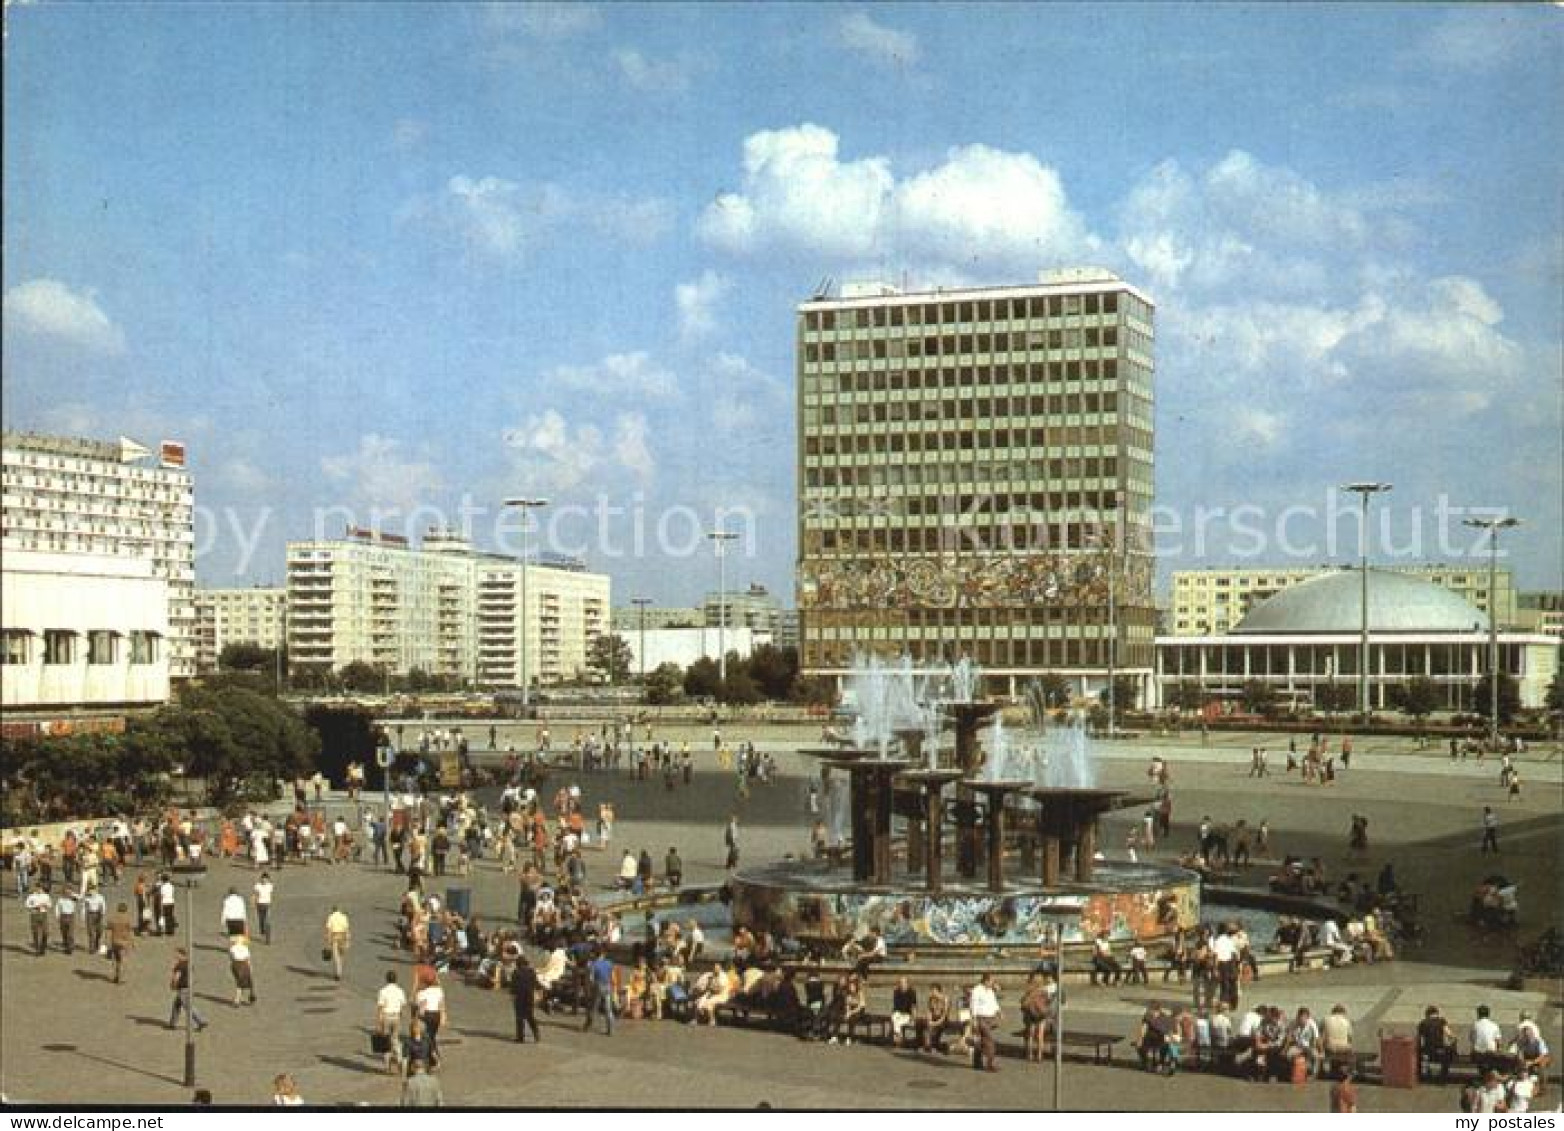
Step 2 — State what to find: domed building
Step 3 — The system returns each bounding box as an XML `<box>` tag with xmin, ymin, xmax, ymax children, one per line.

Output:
<box><xmin>1154</xmin><ymin>568</ymin><xmax>1558</xmax><ymax>712</ymax></box>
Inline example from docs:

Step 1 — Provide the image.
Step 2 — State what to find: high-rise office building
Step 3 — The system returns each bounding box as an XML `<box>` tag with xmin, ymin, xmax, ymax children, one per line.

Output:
<box><xmin>796</xmin><ymin>270</ymin><xmax>1157</xmax><ymax>699</ymax></box>
<box><xmin>2</xmin><ymin>431</ymin><xmax>196</xmax><ymax>681</ymax></box>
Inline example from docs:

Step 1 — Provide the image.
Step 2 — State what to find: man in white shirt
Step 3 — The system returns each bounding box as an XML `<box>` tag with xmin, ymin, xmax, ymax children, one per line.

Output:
<box><xmin>221</xmin><ymin>888</ymin><xmax>248</xmax><ymax>938</ymax></box>
<box><xmin>82</xmin><ymin>888</ymin><xmax>108</xmax><ymax>954</ymax></box>
<box><xmin>252</xmin><ymin>874</ymin><xmax>275</xmax><ymax>944</ymax></box>
<box><xmin>968</xmin><ymin>973</ymin><xmax>1001</xmax><ymax>1072</ymax></box>
<box><xmin>1236</xmin><ymin>1006</ymin><xmax>1264</xmax><ymax>1041</ymax></box>
<box><xmin>25</xmin><ymin>886</ymin><xmax>52</xmax><ymax>955</ymax></box>
<box><xmin>376</xmin><ymin>970</ymin><xmax>408</xmax><ymax>1072</ymax></box>
<box><xmin>1471</xmin><ymin>1005</ymin><xmax>1503</xmax><ymax>1054</ymax></box>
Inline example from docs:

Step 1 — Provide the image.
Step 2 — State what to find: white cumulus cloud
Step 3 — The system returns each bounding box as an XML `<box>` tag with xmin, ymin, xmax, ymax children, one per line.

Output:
<box><xmin>835</xmin><ymin>11</ymin><xmax>920</xmax><ymax>67</ymax></box>
<box><xmin>3</xmin><ymin>279</ymin><xmax>126</xmax><ymax>355</ymax></box>
<box><xmin>675</xmin><ymin>271</ymin><xmax>730</xmax><ymax>340</ymax></box>
<box><xmin>411</xmin><ymin>175</ymin><xmax>670</xmax><ymax>260</ymax></box>
<box><xmin>321</xmin><ymin>434</ymin><xmax>445</xmax><ymax>514</ymax></box>
<box><xmin>501</xmin><ymin>409</ymin><xmax>654</xmax><ymax>492</ymax></box>
<box><xmin>698</xmin><ymin>125</ymin><xmax>1097</xmax><ymax>273</ymax></box>
<box><xmin>546</xmin><ymin>351</ymin><xmax>679</xmax><ymax>399</ymax></box>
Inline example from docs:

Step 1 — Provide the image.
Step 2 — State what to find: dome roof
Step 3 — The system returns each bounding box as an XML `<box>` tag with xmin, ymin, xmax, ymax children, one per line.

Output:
<box><xmin>1233</xmin><ymin>569</ymin><xmax>1490</xmax><ymax>635</ymax></box>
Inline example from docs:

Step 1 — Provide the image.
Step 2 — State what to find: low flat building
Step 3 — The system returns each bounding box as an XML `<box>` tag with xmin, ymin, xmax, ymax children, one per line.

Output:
<box><xmin>625</xmin><ymin>626</ymin><xmax>771</xmax><ymax>675</ymax></box>
<box><xmin>1</xmin><ymin>550</ymin><xmax>170</xmax><ymax>713</ymax></box>
<box><xmin>1169</xmin><ymin>564</ymin><xmax>1517</xmax><ymax>637</ymax></box>
<box><xmin>1153</xmin><ymin>569</ymin><xmax>1557</xmax><ymax>711</ymax></box>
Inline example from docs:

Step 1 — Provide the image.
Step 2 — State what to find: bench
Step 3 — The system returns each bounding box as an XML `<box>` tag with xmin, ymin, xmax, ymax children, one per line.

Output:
<box><xmin>1000</xmin><ymin>1029</ymin><xmax>1121</xmax><ymax>1065</ymax></box>
<box><xmin>1060</xmin><ymin>1030</ymin><xmax>1123</xmax><ymax>1065</ymax></box>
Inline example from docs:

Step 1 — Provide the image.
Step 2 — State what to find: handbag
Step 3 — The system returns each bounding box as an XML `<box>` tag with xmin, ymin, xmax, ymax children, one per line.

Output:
<box><xmin>321</xmin><ymin>947</ymin><xmax>333</xmax><ymax>962</ymax></box>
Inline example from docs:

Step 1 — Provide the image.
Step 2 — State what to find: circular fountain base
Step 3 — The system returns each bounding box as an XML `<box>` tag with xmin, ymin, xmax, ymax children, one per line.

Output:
<box><xmin>730</xmin><ymin>857</ymin><xmax>1201</xmax><ymax>950</ymax></box>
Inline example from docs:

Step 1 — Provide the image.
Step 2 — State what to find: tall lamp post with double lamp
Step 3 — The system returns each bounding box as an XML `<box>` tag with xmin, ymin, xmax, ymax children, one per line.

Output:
<box><xmin>1340</xmin><ymin>482</ymin><xmax>1392</xmax><ymax>720</ymax></box>
<box><xmin>1463</xmin><ymin>515</ymin><xmax>1521</xmax><ymax>749</ymax></box>
<box><xmin>503</xmin><ymin>498</ymin><xmax>549</xmax><ymax>715</ymax></box>
<box><xmin>707</xmin><ymin>530</ymin><xmax>738</xmax><ymax>684</ymax></box>
<box><xmin>631</xmin><ymin>597</ymin><xmax>651</xmax><ymax>684</ymax></box>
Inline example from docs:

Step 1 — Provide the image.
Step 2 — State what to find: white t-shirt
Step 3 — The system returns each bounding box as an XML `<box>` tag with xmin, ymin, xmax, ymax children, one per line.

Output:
<box><xmin>415</xmin><ymin>985</ymin><xmax>445</xmax><ymax>1016</ymax></box>
<box><xmin>377</xmin><ymin>983</ymin><xmax>407</xmax><ymax>1019</ymax></box>
<box><xmin>253</xmin><ymin>880</ymin><xmax>274</xmax><ymax>906</ymax></box>
<box><xmin>1212</xmin><ymin>934</ymin><xmax>1237</xmax><ymax>963</ymax></box>
<box><xmin>229</xmin><ymin>939</ymin><xmax>251</xmax><ymax>963</ymax></box>
<box><xmin>969</xmin><ymin>983</ymin><xmax>1001</xmax><ymax>1020</ymax></box>
<box><xmin>1472</xmin><ymin>1017</ymin><xmax>1503</xmax><ymax>1053</ymax></box>
<box><xmin>222</xmin><ymin>894</ymin><xmax>247</xmax><ymax>923</ymax></box>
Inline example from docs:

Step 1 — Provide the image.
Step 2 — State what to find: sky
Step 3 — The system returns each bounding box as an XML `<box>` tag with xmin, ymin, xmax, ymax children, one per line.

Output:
<box><xmin>4</xmin><ymin>2</ymin><xmax>1561</xmax><ymax>604</ymax></box>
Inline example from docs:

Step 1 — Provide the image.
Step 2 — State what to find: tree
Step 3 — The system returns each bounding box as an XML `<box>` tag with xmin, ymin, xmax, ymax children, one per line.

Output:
<box><xmin>1471</xmin><ymin>672</ymin><xmax>1521</xmax><ymax>725</ymax></box>
<box><xmin>720</xmin><ymin>668</ymin><xmax>763</xmax><ymax>706</ymax></box>
<box><xmin>790</xmin><ymin>673</ymin><xmax>836</xmax><ymax>706</ymax></box>
<box><xmin>1098</xmin><ymin>675</ymin><xmax>1140</xmax><ymax>712</ymax></box>
<box><xmin>218</xmin><ymin>642</ymin><xmax>283</xmax><ymax>674</ymax></box>
<box><xmin>1314</xmin><ymin>683</ymin><xmax>1356</xmax><ymax>714</ymax></box>
<box><xmin>746</xmin><ymin>644</ymin><xmax>799</xmax><ymax>701</ymax></box>
<box><xmin>1543</xmin><ymin>647</ymin><xmax>1564</xmax><ymax>716</ymax></box>
<box><xmin>587</xmin><ymin>633</ymin><xmax>633</xmax><ymax>684</ymax></box>
<box><xmin>337</xmin><ymin>660</ymin><xmax>386</xmax><ymax>693</ymax></box>
<box><xmin>1171</xmin><ymin>682</ymin><xmax>1207</xmax><ymax>713</ymax></box>
<box><xmin>303</xmin><ymin>703</ymin><xmax>379</xmax><ymax>785</ymax></box>
<box><xmin>683</xmin><ymin>656</ymin><xmax>722</xmax><ymax>700</ymax></box>
<box><xmin>1035</xmin><ymin>673</ymin><xmax>1073</xmax><ymax>710</ymax></box>
<box><xmin>1398</xmin><ymin>676</ymin><xmax>1442</xmax><ymax>720</ymax></box>
<box><xmin>643</xmin><ymin>662</ymin><xmax>685</xmax><ymax>706</ymax></box>
<box><xmin>1240</xmin><ymin>679</ymin><xmax>1278</xmax><ymax>716</ymax></box>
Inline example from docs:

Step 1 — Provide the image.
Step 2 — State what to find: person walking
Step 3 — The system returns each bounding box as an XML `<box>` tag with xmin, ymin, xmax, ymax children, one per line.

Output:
<box><xmin>414</xmin><ymin>974</ymin><xmax>448</xmax><ymax>1067</ymax></box>
<box><xmin>220</xmin><ymin>887</ymin><xmax>248</xmax><ymax>939</ymax></box>
<box><xmin>107</xmin><ymin>902</ymin><xmax>134</xmax><ymax>984</ymax></box>
<box><xmin>324</xmin><ymin>906</ymin><xmax>352</xmax><ymax>981</ymax></box>
<box><xmin>375</xmin><ymin>970</ymin><xmax>408</xmax><ymax>1074</ymax></box>
<box><xmin>25</xmin><ymin>885</ymin><xmax>52</xmax><ymax>956</ymax></box>
<box><xmin>228</xmin><ymin>935</ymin><xmax>257</xmax><ymax>1005</ymax></box>
<box><xmin>511</xmin><ymin>954</ymin><xmax>541</xmax><ymax>1043</ymax></box>
<box><xmin>400</xmin><ymin>1059</ymin><xmax>443</xmax><ymax>1107</ymax></box>
<box><xmin>969</xmin><ymin>973</ymin><xmax>1001</xmax><ymax>1072</ymax></box>
<box><xmin>157</xmin><ymin>873</ymin><xmax>178</xmax><ymax>936</ymax></box>
<box><xmin>724</xmin><ymin>815</ymin><xmax>741</xmax><ymax>872</ymax></box>
<box><xmin>82</xmin><ymin>887</ymin><xmax>107</xmax><ymax>955</ymax></box>
<box><xmin>55</xmin><ymin>889</ymin><xmax>79</xmax><ymax>955</ymax></box>
<box><xmin>583</xmin><ymin>948</ymin><xmax>617</xmax><ymax>1036</ymax></box>
<box><xmin>1481</xmin><ymin>806</ymin><xmax>1500</xmax><ymax>854</ymax></box>
<box><xmin>167</xmin><ymin>948</ymin><xmax>208</xmax><ymax>1031</ymax></box>
<box><xmin>252</xmin><ymin>873</ymin><xmax>275</xmax><ymax>944</ymax></box>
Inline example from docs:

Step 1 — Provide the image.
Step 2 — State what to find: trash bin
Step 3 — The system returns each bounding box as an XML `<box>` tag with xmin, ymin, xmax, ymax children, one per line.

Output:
<box><xmin>1380</xmin><ymin>1032</ymin><xmax>1418</xmax><ymax>1089</ymax></box>
<box><xmin>445</xmin><ymin>886</ymin><xmax>473</xmax><ymax>920</ymax></box>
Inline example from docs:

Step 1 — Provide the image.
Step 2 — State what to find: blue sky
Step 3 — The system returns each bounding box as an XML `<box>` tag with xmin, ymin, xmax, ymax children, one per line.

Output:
<box><xmin>4</xmin><ymin>3</ymin><xmax>1560</xmax><ymax>602</ymax></box>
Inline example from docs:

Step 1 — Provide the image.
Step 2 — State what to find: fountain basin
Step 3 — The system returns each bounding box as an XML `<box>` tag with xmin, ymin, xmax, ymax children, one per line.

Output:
<box><xmin>730</xmin><ymin>857</ymin><xmax>1200</xmax><ymax>949</ymax></box>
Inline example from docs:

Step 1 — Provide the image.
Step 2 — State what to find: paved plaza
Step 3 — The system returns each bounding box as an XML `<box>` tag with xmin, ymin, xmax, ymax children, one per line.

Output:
<box><xmin>3</xmin><ymin>722</ymin><xmax>1559</xmax><ymax>1109</ymax></box>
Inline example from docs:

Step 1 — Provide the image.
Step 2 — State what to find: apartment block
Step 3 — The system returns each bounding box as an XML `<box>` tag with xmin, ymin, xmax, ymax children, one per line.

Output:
<box><xmin>286</xmin><ymin>528</ymin><xmax>608</xmax><ymax>687</ymax></box>
<box><xmin>194</xmin><ymin>586</ymin><xmax>287</xmax><ymax>672</ymax></box>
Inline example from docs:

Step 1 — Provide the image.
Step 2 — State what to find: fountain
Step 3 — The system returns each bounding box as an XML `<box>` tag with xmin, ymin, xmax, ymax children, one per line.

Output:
<box><xmin>734</xmin><ymin>658</ymin><xmax>1199</xmax><ymax>951</ymax></box>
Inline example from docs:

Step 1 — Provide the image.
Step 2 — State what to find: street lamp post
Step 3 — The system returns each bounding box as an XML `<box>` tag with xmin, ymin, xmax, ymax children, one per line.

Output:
<box><xmin>503</xmin><ymin>498</ymin><xmax>549</xmax><ymax>714</ymax></box>
<box><xmin>1463</xmin><ymin>516</ymin><xmax>1521</xmax><ymax>748</ymax></box>
<box><xmin>708</xmin><ymin>530</ymin><xmax>738</xmax><ymax>684</ymax></box>
<box><xmin>183</xmin><ymin>878</ymin><xmax>197</xmax><ymax>1086</ymax></box>
<box><xmin>1341</xmin><ymin>483</ymin><xmax>1392</xmax><ymax>720</ymax></box>
<box><xmin>631</xmin><ymin>598</ymin><xmax>651</xmax><ymax>683</ymax></box>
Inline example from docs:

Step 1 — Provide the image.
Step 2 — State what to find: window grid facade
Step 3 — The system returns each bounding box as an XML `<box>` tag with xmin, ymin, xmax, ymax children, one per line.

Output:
<box><xmin>795</xmin><ymin>273</ymin><xmax>1157</xmax><ymax>691</ymax></box>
